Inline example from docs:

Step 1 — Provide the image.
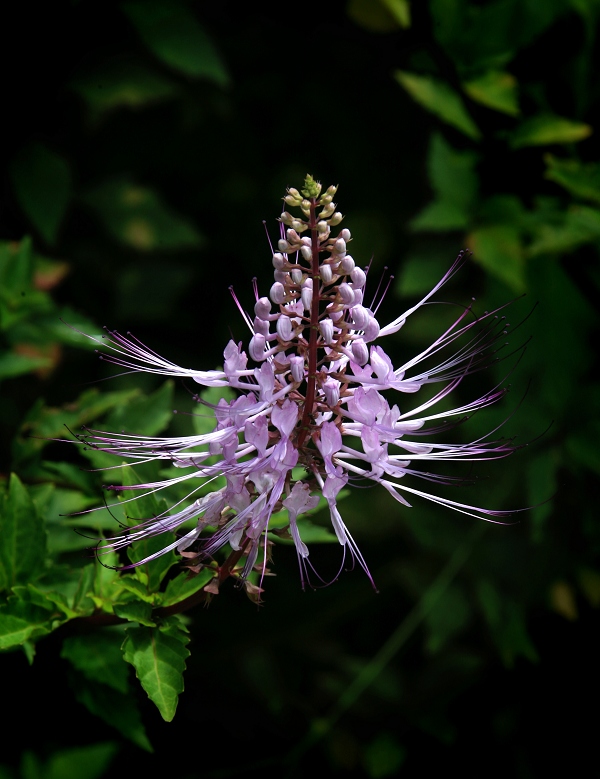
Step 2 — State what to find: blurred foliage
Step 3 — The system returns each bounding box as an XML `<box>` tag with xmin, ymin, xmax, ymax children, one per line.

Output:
<box><xmin>1</xmin><ymin>0</ymin><xmax>599</xmax><ymax>777</ymax></box>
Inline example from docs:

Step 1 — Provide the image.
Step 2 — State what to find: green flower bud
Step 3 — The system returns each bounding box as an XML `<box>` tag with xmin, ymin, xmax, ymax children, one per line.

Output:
<box><xmin>301</xmin><ymin>174</ymin><xmax>322</xmax><ymax>199</ymax></box>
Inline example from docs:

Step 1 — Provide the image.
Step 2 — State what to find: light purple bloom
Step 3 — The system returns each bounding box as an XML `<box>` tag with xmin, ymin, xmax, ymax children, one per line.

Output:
<box><xmin>73</xmin><ymin>176</ymin><xmax>522</xmax><ymax>592</ymax></box>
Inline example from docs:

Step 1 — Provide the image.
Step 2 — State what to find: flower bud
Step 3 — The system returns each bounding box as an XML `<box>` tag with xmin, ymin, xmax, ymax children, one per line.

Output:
<box><xmin>334</xmin><ymin>238</ymin><xmax>346</xmax><ymax>255</ymax></box>
<box><xmin>340</xmin><ymin>228</ymin><xmax>351</xmax><ymax>242</ymax></box>
<box><xmin>320</xmin><ymin>263</ymin><xmax>333</xmax><ymax>284</ymax></box>
<box><xmin>323</xmin><ymin>378</ymin><xmax>340</xmax><ymax>408</ymax></box>
<box><xmin>301</xmin><ymin>287</ymin><xmax>312</xmax><ymax>311</ymax></box>
<box><xmin>291</xmin><ymin>268</ymin><xmax>303</xmax><ymax>284</ymax></box>
<box><xmin>286</xmin><ymin>228</ymin><xmax>301</xmax><ymax>245</ymax></box>
<box><xmin>350</xmin><ymin>305</ymin><xmax>369</xmax><ymax>330</ymax></box>
<box><xmin>319</xmin><ymin>318</ymin><xmax>335</xmax><ymax>345</ymax></box>
<box><xmin>270</xmin><ymin>282</ymin><xmax>285</xmax><ymax>305</ymax></box>
<box><xmin>276</xmin><ymin>315</ymin><xmax>293</xmax><ymax>342</ymax></box>
<box><xmin>280</xmin><ymin>211</ymin><xmax>294</xmax><ymax>225</ymax></box>
<box><xmin>319</xmin><ymin>203</ymin><xmax>335</xmax><ymax>219</ymax></box>
<box><xmin>351</xmin><ymin>338</ymin><xmax>369</xmax><ymax>366</ymax></box>
<box><xmin>351</xmin><ymin>287</ymin><xmax>364</xmax><ymax>306</ymax></box>
<box><xmin>301</xmin><ymin>245</ymin><xmax>312</xmax><ymax>262</ymax></box>
<box><xmin>338</xmin><ymin>282</ymin><xmax>355</xmax><ymax>306</ymax></box>
<box><xmin>329</xmin><ymin>212</ymin><xmax>343</xmax><ymax>226</ymax></box>
<box><xmin>253</xmin><ymin>316</ymin><xmax>269</xmax><ymax>337</ymax></box>
<box><xmin>249</xmin><ymin>333</ymin><xmax>266</xmax><ymax>361</ymax></box>
<box><xmin>274</xmin><ymin>270</ymin><xmax>288</xmax><ymax>284</ymax></box>
<box><xmin>290</xmin><ymin>355</ymin><xmax>304</xmax><ymax>383</ymax></box>
<box><xmin>278</xmin><ymin>239</ymin><xmax>292</xmax><ymax>254</ymax></box>
<box><xmin>340</xmin><ymin>255</ymin><xmax>355</xmax><ymax>274</ymax></box>
<box><xmin>351</xmin><ymin>267</ymin><xmax>367</xmax><ymax>288</ymax></box>
<box><xmin>364</xmin><ymin>315</ymin><xmax>380</xmax><ymax>342</ymax></box>
<box><xmin>272</xmin><ymin>252</ymin><xmax>285</xmax><ymax>269</ymax></box>
<box><xmin>327</xmin><ymin>306</ymin><xmax>344</xmax><ymax>322</ymax></box>
<box><xmin>317</xmin><ymin>220</ymin><xmax>329</xmax><ymax>234</ymax></box>
<box><xmin>254</xmin><ymin>296</ymin><xmax>271</xmax><ymax>320</ymax></box>
<box><xmin>291</xmin><ymin>220</ymin><xmax>307</xmax><ymax>232</ymax></box>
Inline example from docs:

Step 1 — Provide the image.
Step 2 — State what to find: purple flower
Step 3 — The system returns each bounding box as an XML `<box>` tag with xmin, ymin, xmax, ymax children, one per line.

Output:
<box><xmin>74</xmin><ymin>176</ymin><xmax>521</xmax><ymax>591</ymax></box>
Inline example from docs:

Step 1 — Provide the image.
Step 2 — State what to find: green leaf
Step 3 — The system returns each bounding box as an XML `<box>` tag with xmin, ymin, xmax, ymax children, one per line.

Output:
<box><xmin>0</xmin><ymin>474</ymin><xmax>47</xmax><ymax>592</ymax></box>
<box><xmin>363</xmin><ymin>732</ymin><xmax>406</xmax><ymax>778</ymax></box>
<box><xmin>120</xmin><ymin>465</ymin><xmax>177</xmax><ymax>592</ymax></box>
<box><xmin>526</xmin><ymin>204</ymin><xmax>600</xmax><ymax>257</ymax></box>
<box><xmin>463</xmin><ymin>70</ymin><xmax>519</xmax><ymax>116</ymax></box>
<box><xmin>13</xmin><ymin>386</ymin><xmax>139</xmax><ymax>466</ymax></box>
<box><xmin>477</xmin><ymin>581</ymin><xmax>538</xmax><ymax>667</ymax></box>
<box><xmin>122</xmin><ymin>623</ymin><xmax>190</xmax><ymax>721</ymax></box>
<box><xmin>104</xmin><ymin>380</ymin><xmax>174</xmax><ymax>438</ymax></box>
<box><xmin>32</xmin><ymin>742</ymin><xmax>119</xmax><ymax>779</ymax></box>
<box><xmin>0</xmin><ymin>351</ymin><xmax>52</xmax><ymax>380</ymax></box>
<box><xmin>510</xmin><ymin>114</ymin><xmax>592</xmax><ymax>148</ymax></box>
<box><xmin>467</xmin><ymin>224</ymin><xmax>526</xmax><ymax>292</ymax></box>
<box><xmin>83</xmin><ymin>178</ymin><xmax>204</xmax><ymax>251</ymax></box>
<box><xmin>395</xmin><ymin>71</ymin><xmax>481</xmax><ymax>140</ymax></box>
<box><xmin>10</xmin><ymin>144</ymin><xmax>71</xmax><ymax>246</ymax></box>
<box><xmin>161</xmin><ymin>568</ymin><xmax>213</xmax><ymax>607</ymax></box>
<box><xmin>411</xmin><ymin>133</ymin><xmax>478</xmax><ymax>231</ymax></box>
<box><xmin>71</xmin><ymin>57</ymin><xmax>178</xmax><ymax>112</ymax></box>
<box><xmin>544</xmin><ymin>154</ymin><xmax>600</xmax><ymax>205</ymax></box>
<box><xmin>114</xmin><ymin>600</ymin><xmax>156</xmax><ymax>626</ymax></box>
<box><xmin>347</xmin><ymin>0</ymin><xmax>410</xmax><ymax>32</ymax></box>
<box><xmin>25</xmin><ymin>565</ymin><xmax>96</xmax><ymax>619</ymax></box>
<box><xmin>0</xmin><ymin>597</ymin><xmax>53</xmax><ymax>650</ymax></box>
<box><xmin>122</xmin><ymin>1</ymin><xmax>230</xmax><ymax>86</ymax></box>
<box><xmin>72</xmin><ymin>677</ymin><xmax>152</xmax><ymax>752</ymax></box>
<box><xmin>61</xmin><ymin>631</ymin><xmax>130</xmax><ymax>694</ymax></box>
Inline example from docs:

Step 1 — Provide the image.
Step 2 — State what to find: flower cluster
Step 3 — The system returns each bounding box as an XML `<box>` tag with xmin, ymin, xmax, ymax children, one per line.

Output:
<box><xmin>75</xmin><ymin>176</ymin><xmax>520</xmax><ymax>592</ymax></box>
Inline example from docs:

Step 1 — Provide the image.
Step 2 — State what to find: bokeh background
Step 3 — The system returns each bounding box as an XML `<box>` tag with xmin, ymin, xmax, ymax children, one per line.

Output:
<box><xmin>1</xmin><ymin>1</ymin><xmax>599</xmax><ymax>777</ymax></box>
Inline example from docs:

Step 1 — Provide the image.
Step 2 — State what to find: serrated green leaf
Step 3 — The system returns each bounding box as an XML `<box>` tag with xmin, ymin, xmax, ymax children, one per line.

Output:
<box><xmin>13</xmin><ymin>386</ymin><xmax>139</xmax><ymax>466</ymax></box>
<box><xmin>510</xmin><ymin>114</ymin><xmax>592</xmax><ymax>148</ymax></box>
<box><xmin>72</xmin><ymin>677</ymin><xmax>152</xmax><ymax>752</ymax></box>
<box><xmin>395</xmin><ymin>71</ymin><xmax>481</xmax><ymax>140</ymax></box>
<box><xmin>10</xmin><ymin>144</ymin><xmax>71</xmax><ymax>246</ymax></box>
<box><xmin>161</xmin><ymin>568</ymin><xmax>213</xmax><ymax>607</ymax></box>
<box><xmin>122</xmin><ymin>1</ymin><xmax>230</xmax><ymax>86</ymax></box>
<box><xmin>0</xmin><ymin>598</ymin><xmax>53</xmax><ymax>649</ymax></box>
<box><xmin>463</xmin><ymin>70</ymin><xmax>519</xmax><ymax>116</ymax></box>
<box><xmin>118</xmin><ymin>576</ymin><xmax>157</xmax><ymax>604</ymax></box>
<box><xmin>26</xmin><ymin>564</ymin><xmax>96</xmax><ymax>619</ymax></box>
<box><xmin>114</xmin><ymin>600</ymin><xmax>156</xmax><ymax>626</ymax></box>
<box><xmin>122</xmin><ymin>624</ymin><xmax>190</xmax><ymax>721</ymax></box>
<box><xmin>83</xmin><ymin>178</ymin><xmax>204</xmax><ymax>251</ymax></box>
<box><xmin>544</xmin><ymin>155</ymin><xmax>600</xmax><ymax>205</ymax></box>
<box><xmin>0</xmin><ymin>474</ymin><xmax>47</xmax><ymax>592</ymax></box>
<box><xmin>61</xmin><ymin>630</ymin><xmax>130</xmax><ymax>694</ymax></box>
<box><xmin>467</xmin><ymin>224</ymin><xmax>526</xmax><ymax>293</ymax></box>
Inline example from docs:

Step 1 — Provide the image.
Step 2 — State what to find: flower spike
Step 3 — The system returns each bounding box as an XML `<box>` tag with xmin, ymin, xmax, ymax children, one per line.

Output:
<box><xmin>73</xmin><ymin>179</ymin><xmax>526</xmax><ymax>596</ymax></box>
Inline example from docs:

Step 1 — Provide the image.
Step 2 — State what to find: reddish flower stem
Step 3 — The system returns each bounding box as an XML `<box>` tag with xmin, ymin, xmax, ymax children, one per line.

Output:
<box><xmin>297</xmin><ymin>198</ymin><xmax>320</xmax><ymax>448</ymax></box>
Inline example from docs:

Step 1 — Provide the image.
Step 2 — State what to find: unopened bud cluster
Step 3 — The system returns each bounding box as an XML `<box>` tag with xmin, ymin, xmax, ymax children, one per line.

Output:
<box><xmin>249</xmin><ymin>176</ymin><xmax>379</xmax><ymax>383</ymax></box>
